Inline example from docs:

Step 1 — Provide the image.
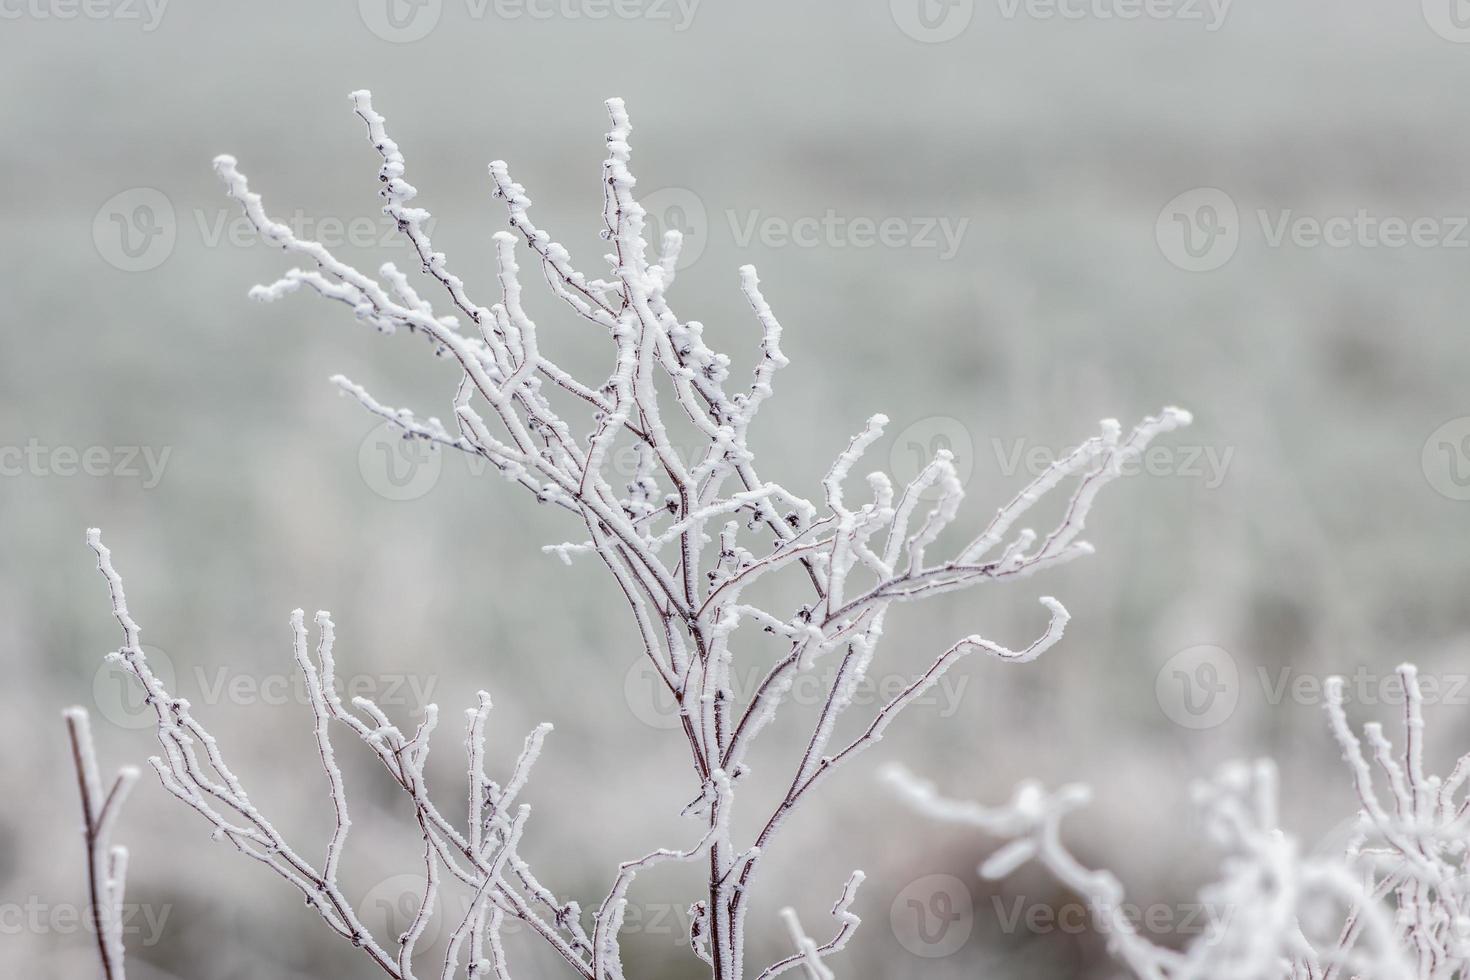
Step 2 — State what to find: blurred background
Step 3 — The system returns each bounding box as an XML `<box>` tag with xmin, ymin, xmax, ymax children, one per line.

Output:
<box><xmin>4</xmin><ymin>1</ymin><xmax>1470</xmax><ymax>976</ymax></box>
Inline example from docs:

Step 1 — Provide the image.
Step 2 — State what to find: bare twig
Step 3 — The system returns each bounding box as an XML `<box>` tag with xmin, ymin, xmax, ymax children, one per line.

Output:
<box><xmin>63</xmin><ymin>706</ymin><xmax>138</xmax><ymax>980</ymax></box>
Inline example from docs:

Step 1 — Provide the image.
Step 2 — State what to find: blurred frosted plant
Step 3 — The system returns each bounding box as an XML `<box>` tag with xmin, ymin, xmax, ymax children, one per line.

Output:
<box><xmin>63</xmin><ymin>706</ymin><xmax>137</xmax><ymax>980</ymax></box>
<box><xmin>889</xmin><ymin>662</ymin><xmax>1470</xmax><ymax>979</ymax></box>
<box><xmin>69</xmin><ymin>91</ymin><xmax>1190</xmax><ymax>979</ymax></box>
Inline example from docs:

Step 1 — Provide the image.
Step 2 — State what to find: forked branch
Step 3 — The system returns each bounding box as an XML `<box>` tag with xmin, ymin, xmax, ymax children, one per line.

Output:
<box><xmin>73</xmin><ymin>90</ymin><xmax>1192</xmax><ymax>979</ymax></box>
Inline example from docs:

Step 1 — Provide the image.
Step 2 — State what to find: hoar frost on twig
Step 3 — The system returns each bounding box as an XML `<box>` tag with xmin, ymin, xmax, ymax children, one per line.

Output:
<box><xmin>889</xmin><ymin>662</ymin><xmax>1470</xmax><ymax>979</ymax></box>
<box><xmin>73</xmin><ymin>89</ymin><xmax>1191</xmax><ymax>979</ymax></box>
<box><xmin>63</xmin><ymin>706</ymin><xmax>137</xmax><ymax>980</ymax></box>
<box><xmin>84</xmin><ymin>528</ymin><xmax>584</xmax><ymax>979</ymax></box>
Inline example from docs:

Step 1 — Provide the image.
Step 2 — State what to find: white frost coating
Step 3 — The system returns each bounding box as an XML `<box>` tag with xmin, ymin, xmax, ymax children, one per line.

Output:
<box><xmin>956</xmin><ymin>595</ymin><xmax>1070</xmax><ymax>663</ymax></box>
<box><xmin>760</xmin><ymin>872</ymin><xmax>864</xmax><ymax>980</ymax></box>
<box><xmin>63</xmin><ymin>705</ymin><xmax>137</xmax><ymax>980</ymax></box>
<box><xmin>889</xmin><ymin>660</ymin><xmax>1470</xmax><ymax>980</ymax></box>
<box><xmin>958</xmin><ymin>407</ymin><xmax>1191</xmax><ymax>565</ymax></box>
<box><xmin>83</xmin><ymin>531</ymin><xmax>587</xmax><ymax>980</ymax></box>
<box><xmin>74</xmin><ymin>92</ymin><xmax>1193</xmax><ymax>980</ymax></box>
<box><xmin>776</xmin><ymin>909</ymin><xmax>834</xmax><ymax>980</ymax></box>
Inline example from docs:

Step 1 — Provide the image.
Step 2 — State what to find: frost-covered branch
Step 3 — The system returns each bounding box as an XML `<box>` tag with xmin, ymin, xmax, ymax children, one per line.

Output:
<box><xmin>73</xmin><ymin>90</ymin><xmax>1192</xmax><ymax>979</ymax></box>
<box><xmin>760</xmin><ymin>872</ymin><xmax>864</xmax><ymax>980</ymax></box>
<box><xmin>85</xmin><ymin>529</ymin><xmax>589</xmax><ymax>980</ymax></box>
<box><xmin>63</xmin><ymin>706</ymin><xmax>137</xmax><ymax>980</ymax></box>
<box><xmin>890</xmin><ymin>661</ymin><xmax>1470</xmax><ymax>979</ymax></box>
